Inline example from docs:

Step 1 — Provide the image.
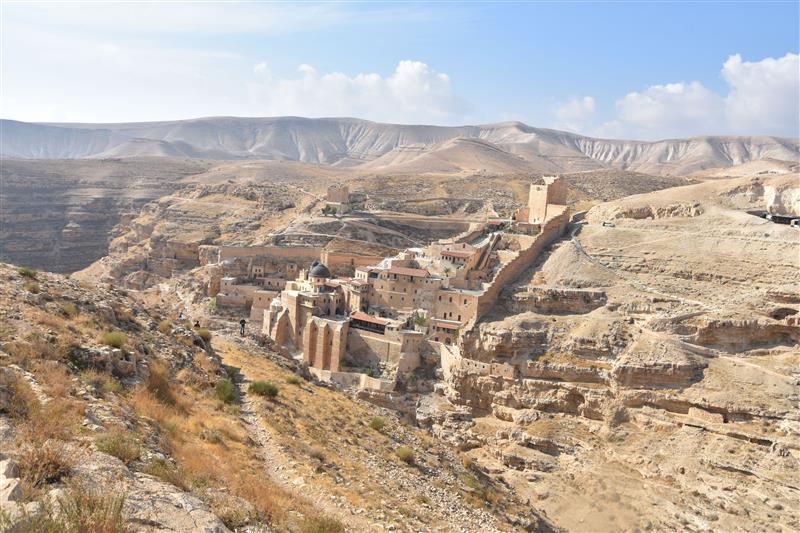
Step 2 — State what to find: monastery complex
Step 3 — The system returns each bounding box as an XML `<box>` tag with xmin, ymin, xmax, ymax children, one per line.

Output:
<box><xmin>209</xmin><ymin>177</ymin><xmax>570</xmax><ymax>390</ymax></box>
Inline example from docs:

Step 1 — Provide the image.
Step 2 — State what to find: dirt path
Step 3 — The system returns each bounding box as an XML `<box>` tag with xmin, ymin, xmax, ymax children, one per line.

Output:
<box><xmin>216</xmin><ymin>336</ymin><xmax>381</xmax><ymax>532</ymax></box>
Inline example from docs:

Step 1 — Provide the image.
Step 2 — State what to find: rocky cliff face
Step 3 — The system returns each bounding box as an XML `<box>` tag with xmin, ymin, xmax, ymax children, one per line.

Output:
<box><xmin>0</xmin><ymin>158</ymin><xmax>211</xmax><ymax>273</ymax></box>
<box><xmin>423</xmin><ymin>173</ymin><xmax>800</xmax><ymax>532</ymax></box>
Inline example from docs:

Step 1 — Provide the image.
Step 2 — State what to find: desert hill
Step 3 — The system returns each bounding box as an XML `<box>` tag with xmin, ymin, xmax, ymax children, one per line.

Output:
<box><xmin>3</xmin><ymin>117</ymin><xmax>798</xmax><ymax>175</ymax></box>
<box><xmin>0</xmin><ymin>263</ymin><xmax>546</xmax><ymax>532</ymax></box>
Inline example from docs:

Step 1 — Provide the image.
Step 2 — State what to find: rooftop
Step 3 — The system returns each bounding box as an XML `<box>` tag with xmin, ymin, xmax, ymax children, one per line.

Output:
<box><xmin>441</xmin><ymin>250</ymin><xmax>473</xmax><ymax>258</ymax></box>
<box><xmin>430</xmin><ymin>319</ymin><xmax>463</xmax><ymax>330</ymax></box>
<box><xmin>388</xmin><ymin>266</ymin><xmax>429</xmax><ymax>278</ymax></box>
<box><xmin>350</xmin><ymin>311</ymin><xmax>389</xmax><ymax>326</ymax></box>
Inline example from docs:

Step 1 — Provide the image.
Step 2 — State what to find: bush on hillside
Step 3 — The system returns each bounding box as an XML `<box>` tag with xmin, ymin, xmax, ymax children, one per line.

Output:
<box><xmin>369</xmin><ymin>416</ymin><xmax>386</xmax><ymax>431</ymax></box>
<box><xmin>248</xmin><ymin>380</ymin><xmax>279</xmax><ymax>399</ymax></box>
<box><xmin>17</xmin><ymin>266</ymin><xmax>38</xmax><ymax>279</ymax></box>
<box><xmin>96</xmin><ymin>431</ymin><xmax>141</xmax><ymax>465</ymax></box>
<box><xmin>100</xmin><ymin>331</ymin><xmax>127</xmax><ymax>349</ymax></box>
<box><xmin>395</xmin><ymin>446</ymin><xmax>415</xmax><ymax>465</ymax></box>
<box><xmin>215</xmin><ymin>379</ymin><xmax>237</xmax><ymax>404</ymax></box>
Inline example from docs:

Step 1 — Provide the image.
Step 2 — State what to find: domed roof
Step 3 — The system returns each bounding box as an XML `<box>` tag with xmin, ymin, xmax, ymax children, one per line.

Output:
<box><xmin>309</xmin><ymin>260</ymin><xmax>331</xmax><ymax>279</ymax></box>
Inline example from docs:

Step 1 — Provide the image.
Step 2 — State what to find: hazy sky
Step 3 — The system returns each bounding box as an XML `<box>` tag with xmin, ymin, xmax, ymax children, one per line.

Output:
<box><xmin>2</xmin><ymin>1</ymin><xmax>798</xmax><ymax>139</ymax></box>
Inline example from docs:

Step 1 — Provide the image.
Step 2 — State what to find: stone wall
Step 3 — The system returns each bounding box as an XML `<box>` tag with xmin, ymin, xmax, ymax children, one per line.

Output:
<box><xmin>218</xmin><ymin>245</ymin><xmax>320</xmax><ymax>262</ymax></box>
<box><xmin>474</xmin><ymin>209</ymin><xmax>570</xmax><ymax>322</ymax></box>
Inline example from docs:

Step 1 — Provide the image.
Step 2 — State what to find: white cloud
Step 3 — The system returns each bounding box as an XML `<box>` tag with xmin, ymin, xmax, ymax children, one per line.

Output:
<box><xmin>553</xmin><ymin>53</ymin><xmax>799</xmax><ymax>139</ymax></box>
<box><xmin>247</xmin><ymin>60</ymin><xmax>470</xmax><ymax>124</ymax></box>
<box><xmin>615</xmin><ymin>81</ymin><xmax>725</xmax><ymax>138</ymax></box>
<box><xmin>723</xmin><ymin>53</ymin><xmax>799</xmax><ymax>136</ymax></box>
<box><xmin>554</xmin><ymin>96</ymin><xmax>595</xmax><ymax>133</ymax></box>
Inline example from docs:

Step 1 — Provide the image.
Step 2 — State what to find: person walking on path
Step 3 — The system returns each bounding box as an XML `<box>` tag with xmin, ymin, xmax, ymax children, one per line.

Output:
<box><xmin>239</xmin><ymin>318</ymin><xmax>246</xmax><ymax>336</ymax></box>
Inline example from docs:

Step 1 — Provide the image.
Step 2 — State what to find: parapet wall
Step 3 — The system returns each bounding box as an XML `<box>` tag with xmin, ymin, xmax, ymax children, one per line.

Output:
<box><xmin>218</xmin><ymin>246</ymin><xmax>320</xmax><ymax>262</ymax></box>
<box><xmin>474</xmin><ymin>210</ymin><xmax>569</xmax><ymax>321</ymax></box>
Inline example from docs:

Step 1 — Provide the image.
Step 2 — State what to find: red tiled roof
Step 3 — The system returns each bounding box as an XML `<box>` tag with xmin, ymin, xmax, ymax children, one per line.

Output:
<box><xmin>388</xmin><ymin>266</ymin><xmax>428</xmax><ymax>278</ymax></box>
<box><xmin>350</xmin><ymin>311</ymin><xmax>389</xmax><ymax>326</ymax></box>
<box><xmin>442</xmin><ymin>250</ymin><xmax>473</xmax><ymax>258</ymax></box>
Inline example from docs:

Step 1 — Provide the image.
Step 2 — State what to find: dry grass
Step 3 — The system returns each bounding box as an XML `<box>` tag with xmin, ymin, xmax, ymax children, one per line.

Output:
<box><xmin>196</xmin><ymin>328</ymin><xmax>212</xmax><ymax>342</ymax></box>
<box><xmin>1</xmin><ymin>372</ymin><xmax>39</xmax><ymax>421</ymax></box>
<box><xmin>3</xmin><ymin>332</ymin><xmax>64</xmax><ymax>365</ymax></box>
<box><xmin>23</xmin><ymin>280</ymin><xmax>41</xmax><ymax>294</ymax></box>
<box><xmin>146</xmin><ymin>360</ymin><xmax>179</xmax><ymax>407</ymax></box>
<box><xmin>58</xmin><ymin>301</ymin><xmax>79</xmax><ymax>318</ymax></box>
<box><xmin>35</xmin><ymin>363</ymin><xmax>74</xmax><ymax>398</ymax></box>
<box><xmin>96</xmin><ymin>431</ymin><xmax>141</xmax><ymax>465</ymax></box>
<box><xmin>1</xmin><ymin>481</ymin><xmax>130</xmax><ymax>533</ymax></box>
<box><xmin>18</xmin><ymin>440</ymin><xmax>74</xmax><ymax>491</ymax></box>
<box><xmin>81</xmin><ymin>369</ymin><xmax>124</xmax><ymax>397</ymax></box>
<box><xmin>141</xmin><ymin>458</ymin><xmax>189</xmax><ymax>491</ymax></box>
<box><xmin>299</xmin><ymin>515</ymin><xmax>346</xmax><ymax>533</ymax></box>
<box><xmin>35</xmin><ymin>311</ymin><xmax>66</xmax><ymax>330</ymax></box>
<box><xmin>129</xmin><ymin>360</ymin><xmax>324</xmax><ymax>529</ymax></box>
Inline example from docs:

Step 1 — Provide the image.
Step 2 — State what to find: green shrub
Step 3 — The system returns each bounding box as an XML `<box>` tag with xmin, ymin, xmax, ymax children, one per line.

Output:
<box><xmin>141</xmin><ymin>458</ymin><xmax>189</xmax><ymax>491</ymax></box>
<box><xmin>196</xmin><ymin>328</ymin><xmax>211</xmax><ymax>342</ymax></box>
<box><xmin>100</xmin><ymin>331</ymin><xmax>127</xmax><ymax>349</ymax></box>
<box><xmin>17</xmin><ymin>266</ymin><xmax>38</xmax><ymax>279</ymax></box>
<box><xmin>300</xmin><ymin>515</ymin><xmax>345</xmax><ymax>533</ymax></box>
<box><xmin>412</xmin><ymin>313</ymin><xmax>427</xmax><ymax>327</ymax></box>
<box><xmin>96</xmin><ymin>431</ymin><xmax>141</xmax><ymax>465</ymax></box>
<box><xmin>395</xmin><ymin>446</ymin><xmax>415</xmax><ymax>465</ymax></box>
<box><xmin>102</xmin><ymin>377</ymin><xmax>125</xmax><ymax>396</ymax></box>
<box><xmin>23</xmin><ymin>280</ymin><xmax>40</xmax><ymax>294</ymax></box>
<box><xmin>58</xmin><ymin>302</ymin><xmax>79</xmax><ymax>318</ymax></box>
<box><xmin>215</xmin><ymin>379</ymin><xmax>236</xmax><ymax>404</ymax></box>
<box><xmin>286</xmin><ymin>375</ymin><xmax>302</xmax><ymax>385</ymax></box>
<box><xmin>248</xmin><ymin>380</ymin><xmax>279</xmax><ymax>399</ymax></box>
<box><xmin>369</xmin><ymin>416</ymin><xmax>386</xmax><ymax>431</ymax></box>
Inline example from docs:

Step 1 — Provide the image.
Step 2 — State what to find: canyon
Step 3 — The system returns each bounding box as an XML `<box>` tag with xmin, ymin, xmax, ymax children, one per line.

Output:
<box><xmin>1</xmin><ymin>117</ymin><xmax>798</xmax><ymax>532</ymax></box>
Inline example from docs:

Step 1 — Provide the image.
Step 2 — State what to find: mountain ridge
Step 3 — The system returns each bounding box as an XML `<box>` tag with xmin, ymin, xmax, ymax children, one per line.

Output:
<box><xmin>2</xmin><ymin>116</ymin><xmax>798</xmax><ymax>175</ymax></box>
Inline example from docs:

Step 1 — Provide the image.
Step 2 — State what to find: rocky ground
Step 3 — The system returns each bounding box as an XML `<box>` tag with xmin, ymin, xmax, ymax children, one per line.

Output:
<box><xmin>2</xmin><ymin>162</ymin><xmax>798</xmax><ymax>532</ymax></box>
<box><xmin>423</xmin><ymin>173</ymin><xmax>800</xmax><ymax>532</ymax></box>
<box><xmin>0</xmin><ymin>263</ymin><xmax>546</xmax><ymax>532</ymax></box>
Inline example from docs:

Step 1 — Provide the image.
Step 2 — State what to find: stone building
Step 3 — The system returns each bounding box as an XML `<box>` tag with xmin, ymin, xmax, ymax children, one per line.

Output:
<box><xmin>515</xmin><ymin>175</ymin><xmax>568</xmax><ymax>230</ymax></box>
<box><xmin>257</xmin><ymin>176</ymin><xmax>571</xmax><ymax>391</ymax></box>
<box><xmin>325</xmin><ymin>184</ymin><xmax>351</xmax><ymax>214</ymax></box>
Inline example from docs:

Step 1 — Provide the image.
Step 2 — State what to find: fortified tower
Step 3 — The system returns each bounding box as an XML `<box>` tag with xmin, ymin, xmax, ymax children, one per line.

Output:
<box><xmin>527</xmin><ymin>175</ymin><xmax>567</xmax><ymax>223</ymax></box>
